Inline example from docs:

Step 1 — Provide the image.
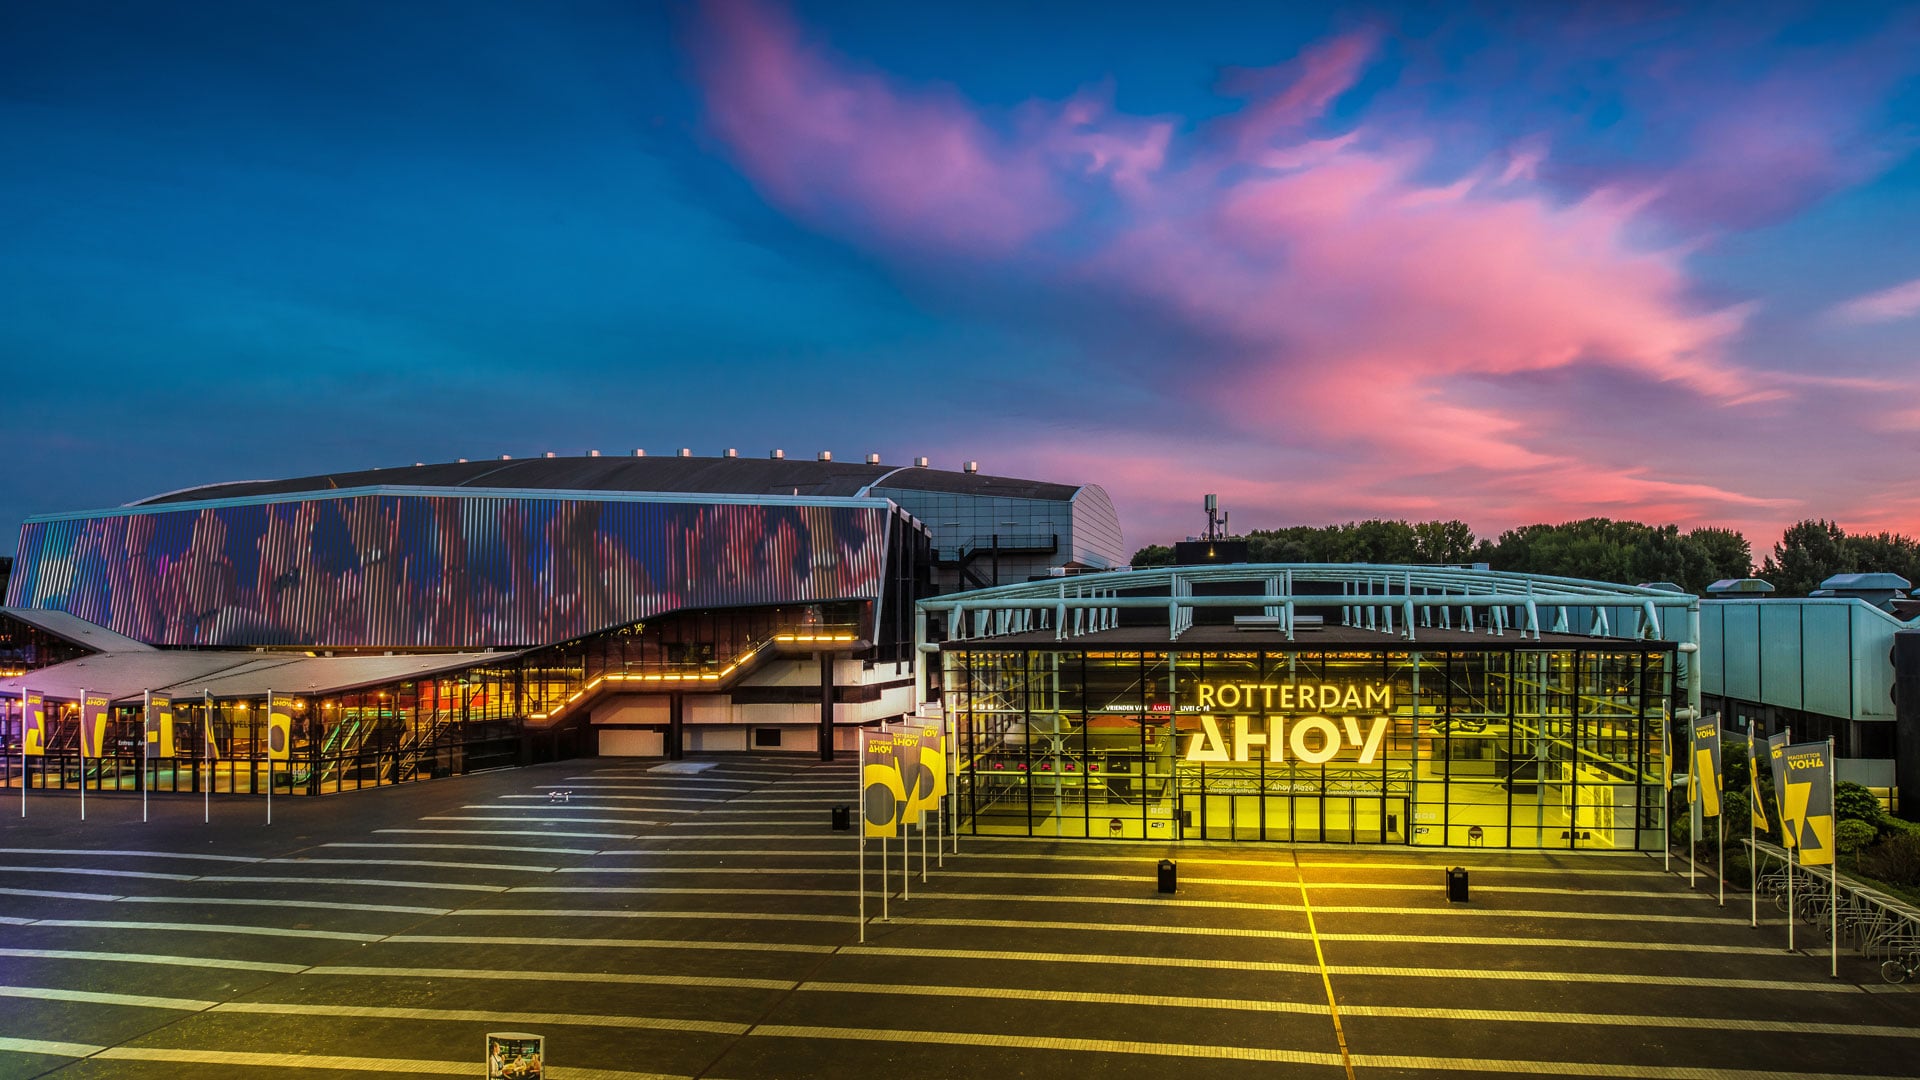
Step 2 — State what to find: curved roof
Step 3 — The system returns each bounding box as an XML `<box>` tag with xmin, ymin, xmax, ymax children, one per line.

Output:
<box><xmin>134</xmin><ymin>456</ymin><xmax>1080</xmax><ymax>506</ymax></box>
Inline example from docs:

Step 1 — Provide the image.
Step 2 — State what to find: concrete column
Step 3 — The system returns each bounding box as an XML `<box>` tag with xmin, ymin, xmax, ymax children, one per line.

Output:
<box><xmin>668</xmin><ymin>692</ymin><xmax>684</xmax><ymax>761</ymax></box>
<box><xmin>819</xmin><ymin>652</ymin><xmax>836</xmax><ymax>762</ymax></box>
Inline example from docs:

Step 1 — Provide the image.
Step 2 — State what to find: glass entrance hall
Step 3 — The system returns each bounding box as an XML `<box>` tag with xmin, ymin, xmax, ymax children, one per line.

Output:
<box><xmin>944</xmin><ymin>644</ymin><xmax>1671</xmax><ymax>850</ymax></box>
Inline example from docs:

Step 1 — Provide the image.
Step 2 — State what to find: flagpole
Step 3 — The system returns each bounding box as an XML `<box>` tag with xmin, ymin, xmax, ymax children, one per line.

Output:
<box><xmin>204</xmin><ymin>691</ymin><xmax>212</xmax><ymax>824</ymax></box>
<box><xmin>1689</xmin><ymin>773</ymin><xmax>1697</xmax><ymax>888</ymax></box>
<box><xmin>858</xmin><ymin>737</ymin><xmax>866</xmax><ymax>943</ymax></box>
<box><xmin>1785</xmin><ymin>725</ymin><xmax>1794</xmax><ymax>954</ymax></box>
<box><xmin>142</xmin><ymin>691</ymin><xmax>150</xmax><ymax>825</ymax></box>
<box><xmin>266</xmin><ymin>692</ymin><xmax>274</xmax><ymax>827</ymax></box>
<box><xmin>79</xmin><ymin>693</ymin><xmax>87</xmax><ymax>823</ymax></box>
<box><xmin>1749</xmin><ymin>751</ymin><xmax>1758</xmax><ymax>929</ymax></box>
<box><xmin>1661</xmin><ymin>718</ymin><xmax>1671</xmax><ymax>874</ymax></box>
<box><xmin>1829</xmin><ymin>736</ymin><xmax>1838</xmax><ymax>979</ymax></box>
<box><xmin>16</xmin><ymin>697</ymin><xmax>25</xmax><ymax>820</ymax></box>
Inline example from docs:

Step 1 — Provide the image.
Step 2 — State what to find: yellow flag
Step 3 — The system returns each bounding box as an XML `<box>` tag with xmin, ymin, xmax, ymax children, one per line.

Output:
<box><xmin>21</xmin><ymin>691</ymin><xmax>45</xmax><ymax>757</ymax></box>
<box><xmin>860</xmin><ymin>731</ymin><xmax>906</xmax><ymax>838</ymax></box>
<box><xmin>80</xmin><ymin>693</ymin><xmax>110</xmax><ymax>758</ymax></box>
<box><xmin>267</xmin><ymin>694</ymin><xmax>293</xmax><ymax>762</ymax></box>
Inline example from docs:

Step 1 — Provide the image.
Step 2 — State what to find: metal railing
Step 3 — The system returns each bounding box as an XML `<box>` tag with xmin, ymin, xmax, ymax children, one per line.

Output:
<box><xmin>1747</xmin><ymin>838</ymin><xmax>1920</xmax><ymax>968</ymax></box>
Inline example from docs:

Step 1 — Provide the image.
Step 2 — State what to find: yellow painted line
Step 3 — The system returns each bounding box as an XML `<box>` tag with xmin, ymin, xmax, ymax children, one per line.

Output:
<box><xmin>0</xmin><ymin>1035</ymin><xmax>105</xmax><ymax>1058</ymax></box>
<box><xmin>1293</xmin><ymin>850</ymin><xmax>1356</xmax><ymax>1080</ymax></box>
<box><xmin>798</xmin><ymin>980</ymin><xmax>1327</xmax><ymax>1014</ymax></box>
<box><xmin>1329</xmin><ymin>965</ymin><xmax>1862</xmax><ymax>993</ymax></box>
<box><xmin>1340</xmin><ymin>1005</ymin><xmax>1920</xmax><ymax>1039</ymax></box>
<box><xmin>0</xmin><ymin>984</ymin><xmax>216</xmax><ymax>1011</ymax></box>
<box><xmin>387</xmin><ymin>933</ymin><xmax>836</xmax><ymax>955</ymax></box>
<box><xmin>446</xmin><ymin>907</ymin><xmax>850</xmax><ymax>924</ymax></box>
<box><xmin>748</xmin><ymin>1025</ymin><xmax>1345</xmax><ymax>1066</ymax></box>
<box><xmin>96</xmin><ymin>1047</ymin><xmax>688</xmax><ymax>1078</ymax></box>
<box><xmin>0</xmin><ymin>948</ymin><xmax>305</xmax><ymax>974</ymax></box>
<box><xmin>31</xmin><ymin>918</ymin><xmax>381</xmax><ymax>942</ymax></box>
<box><xmin>1347</xmin><ymin>1056</ymin><xmax>1918</xmax><ymax>1080</ymax></box>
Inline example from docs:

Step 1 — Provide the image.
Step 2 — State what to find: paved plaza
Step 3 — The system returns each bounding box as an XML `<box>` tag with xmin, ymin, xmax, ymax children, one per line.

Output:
<box><xmin>0</xmin><ymin>756</ymin><xmax>1916</xmax><ymax>1079</ymax></box>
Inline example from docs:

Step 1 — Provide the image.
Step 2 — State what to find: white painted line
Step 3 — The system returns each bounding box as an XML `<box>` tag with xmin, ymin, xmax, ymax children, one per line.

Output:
<box><xmin>1311</xmin><ymin>905</ymin><xmax>1736</xmax><ymax>925</ymax></box>
<box><xmin>951</xmin><ymin>851</ymin><xmax>1667</xmax><ymax>877</ymax></box>
<box><xmin>376</xmin><ymin>828</ymin><xmax>637</xmax><ymax>840</ymax></box>
<box><xmin>95</xmin><ymin>1048</ymin><xmax>478</xmax><ymax>1075</ymax></box>
<box><xmin>0</xmin><ymin>1036</ymin><xmax>104</xmax><ymax>1058</ymax></box>
<box><xmin>447</xmin><ymin>907</ymin><xmax>851</xmax><ymax>924</ymax></box>
<box><xmin>884</xmin><ymin>915</ymin><xmax>1309</xmax><ymax>941</ymax></box>
<box><xmin>550</xmin><ymin>867</ymin><xmax>841</xmax><ymax>876</ymax></box>
<box><xmin>216</xmin><ymin>1000</ymin><xmax>749</xmax><ymax>1035</ymax></box>
<box><xmin>420</xmin><ymin>816</ymin><xmax>665</xmax><ymax>827</ymax></box>
<box><xmin>0</xmin><ymin>984</ymin><xmax>217</xmax><ymax>1010</ymax></box>
<box><xmin>845</xmin><ymin>943</ymin><xmax>1327</xmax><ymax>974</ymax></box>
<box><xmin>270</xmin><ymin>858</ymin><xmax>559</xmax><ymax>873</ymax></box>
<box><xmin>561</xmin><ymin>852</ymin><xmax>846</xmax><ymax>863</ymax></box>
<box><xmin>469</xmin><ymin>803</ymin><xmax>697</xmax><ymax>815</ymax></box>
<box><xmin>797</xmin><ymin>980</ymin><xmax>1328</xmax><ymax>1014</ymax></box>
<box><xmin>30</xmin><ymin>919</ymin><xmax>381</xmax><ymax>942</ymax></box>
<box><xmin>307</xmin><ymin>965</ymin><xmax>795</xmax><ymax>991</ymax></box>
<box><xmin>522</xmin><ymin>792</ymin><xmax>727</xmax><ymax>803</ymax></box>
<box><xmin>1316</xmin><ymin>931</ymin><xmax>1780</xmax><ymax>955</ymax></box>
<box><xmin>748</xmin><ymin>1025</ymin><xmax>1345</xmax><ymax>1065</ymax></box>
<box><xmin>193</xmin><ymin>874</ymin><xmax>507</xmax><ymax>893</ymax></box>
<box><xmin>589</xmin><ymin>836</ymin><xmax>850</xmax><ymax>846</ymax></box>
<box><xmin>512</xmin><ymin>886</ymin><xmax>843</xmax><ymax>897</ymax></box>
<box><xmin>326</xmin><ymin>841</ymin><xmax>600</xmax><ymax>855</ymax></box>
<box><xmin>385</xmin><ymin>933</ymin><xmax>835</xmax><ymax>955</ymax></box>
<box><xmin>1340</xmin><ymin>1004</ymin><xmax>1920</xmax><ymax>1039</ymax></box>
<box><xmin>119</xmin><ymin>896</ymin><xmax>450</xmax><ymax>916</ymax></box>
<box><xmin>0</xmin><ymin>848</ymin><xmax>261</xmax><ymax>864</ymax></box>
<box><xmin>0</xmin><ymin>886</ymin><xmax>123</xmax><ymax>903</ymax></box>
<box><xmin>561</xmin><ymin>776</ymin><xmax>754</xmax><ymax>789</ymax></box>
<box><xmin>1346</xmin><ymin>1055</ymin><xmax>1918</xmax><ymax>1080</ymax></box>
<box><xmin>0</xmin><ymin>865</ymin><xmax>196</xmax><ymax>881</ymax></box>
<box><xmin>1329</xmin><ymin>964</ymin><xmax>1863</xmax><ymax>994</ymax></box>
<box><xmin>690</xmin><ymin>810</ymin><xmax>827</xmax><ymax>816</ymax></box>
<box><xmin>0</xmin><ymin>947</ymin><xmax>306</xmax><ymax>974</ymax></box>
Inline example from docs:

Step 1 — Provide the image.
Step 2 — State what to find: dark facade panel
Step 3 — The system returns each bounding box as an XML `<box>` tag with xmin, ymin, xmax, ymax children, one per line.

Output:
<box><xmin>9</xmin><ymin>494</ymin><xmax>889</xmax><ymax>650</ymax></box>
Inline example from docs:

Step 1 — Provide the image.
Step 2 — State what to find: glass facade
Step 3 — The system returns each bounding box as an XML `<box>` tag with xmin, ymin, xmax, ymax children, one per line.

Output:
<box><xmin>946</xmin><ymin>644</ymin><xmax>1671</xmax><ymax>850</ymax></box>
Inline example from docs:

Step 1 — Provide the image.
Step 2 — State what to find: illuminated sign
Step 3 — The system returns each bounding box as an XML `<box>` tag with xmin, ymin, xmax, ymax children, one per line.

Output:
<box><xmin>1184</xmin><ymin>681</ymin><xmax>1393</xmax><ymax>765</ymax></box>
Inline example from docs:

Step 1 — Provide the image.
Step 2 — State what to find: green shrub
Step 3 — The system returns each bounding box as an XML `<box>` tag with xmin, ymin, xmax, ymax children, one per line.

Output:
<box><xmin>1722</xmin><ymin>853</ymin><xmax>1753</xmax><ymax>888</ymax></box>
<box><xmin>1835</xmin><ymin>781</ymin><xmax>1887</xmax><ymax>826</ymax></box>
<box><xmin>1837</xmin><ymin>819</ymin><xmax>1877</xmax><ymax>855</ymax></box>
<box><xmin>1857</xmin><ymin>832</ymin><xmax>1920</xmax><ymax>887</ymax></box>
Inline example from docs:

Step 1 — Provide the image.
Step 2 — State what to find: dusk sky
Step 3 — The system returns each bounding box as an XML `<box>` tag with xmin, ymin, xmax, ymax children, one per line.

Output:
<box><xmin>4</xmin><ymin>1</ymin><xmax>1919</xmax><ymax>559</ymax></box>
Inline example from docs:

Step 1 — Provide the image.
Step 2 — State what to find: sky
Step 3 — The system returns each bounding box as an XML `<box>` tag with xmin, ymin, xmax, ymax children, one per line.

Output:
<box><xmin>3</xmin><ymin>1</ymin><xmax>1919</xmax><ymax>560</ymax></box>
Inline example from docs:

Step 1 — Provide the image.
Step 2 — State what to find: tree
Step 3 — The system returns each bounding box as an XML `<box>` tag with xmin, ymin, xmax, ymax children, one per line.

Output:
<box><xmin>1412</xmin><ymin>520</ymin><xmax>1480</xmax><ymax>564</ymax></box>
<box><xmin>1687</xmin><ymin>527</ymin><xmax>1752</xmax><ymax>585</ymax></box>
<box><xmin>1129</xmin><ymin>544</ymin><xmax>1174</xmax><ymax>568</ymax></box>
<box><xmin>1762</xmin><ymin>519</ymin><xmax>1849</xmax><ymax>596</ymax></box>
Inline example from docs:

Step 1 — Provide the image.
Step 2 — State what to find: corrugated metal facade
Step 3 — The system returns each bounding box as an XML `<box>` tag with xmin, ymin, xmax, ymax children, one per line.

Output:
<box><xmin>8</xmin><ymin>493</ymin><xmax>890</xmax><ymax>650</ymax></box>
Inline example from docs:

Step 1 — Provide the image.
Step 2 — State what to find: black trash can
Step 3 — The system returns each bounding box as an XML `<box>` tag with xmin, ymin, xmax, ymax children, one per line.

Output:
<box><xmin>831</xmin><ymin>805</ymin><xmax>851</xmax><ymax>831</ymax></box>
<box><xmin>1157</xmin><ymin>859</ymin><xmax>1177</xmax><ymax>894</ymax></box>
<box><xmin>1445</xmin><ymin>866</ymin><xmax>1469</xmax><ymax>902</ymax></box>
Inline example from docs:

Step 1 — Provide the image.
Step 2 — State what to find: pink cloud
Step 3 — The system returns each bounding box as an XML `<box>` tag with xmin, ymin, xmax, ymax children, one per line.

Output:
<box><xmin>1833</xmin><ymin>276</ymin><xmax>1920</xmax><ymax>325</ymax></box>
<box><xmin>689</xmin><ymin>3</ymin><xmax>1914</xmax><ymax>553</ymax></box>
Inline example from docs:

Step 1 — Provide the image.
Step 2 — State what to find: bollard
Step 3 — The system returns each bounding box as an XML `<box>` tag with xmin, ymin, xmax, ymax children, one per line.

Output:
<box><xmin>1445</xmin><ymin>866</ymin><xmax>1469</xmax><ymax>902</ymax></box>
<box><xmin>1157</xmin><ymin>859</ymin><xmax>1177</xmax><ymax>894</ymax></box>
<box><xmin>831</xmin><ymin>804</ymin><xmax>851</xmax><ymax>831</ymax></box>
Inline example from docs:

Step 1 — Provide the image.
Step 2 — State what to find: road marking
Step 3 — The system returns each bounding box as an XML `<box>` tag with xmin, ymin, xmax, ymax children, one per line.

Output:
<box><xmin>797</xmin><ymin>980</ymin><xmax>1327</xmax><ymax>1013</ymax></box>
<box><xmin>447</xmin><ymin>907</ymin><xmax>851</xmax><ymax>924</ymax></box>
<box><xmin>1346</xmin><ymin>1055</ymin><xmax>1920</xmax><ymax>1079</ymax></box>
<box><xmin>464</xmin><ymin>803</ymin><xmax>696</xmax><ymax>816</ymax></box>
<box><xmin>844</xmin><ymin>944</ymin><xmax>1326</xmax><ymax>974</ymax></box>
<box><xmin>0</xmin><ymin>984</ymin><xmax>217</xmax><ymax>1010</ymax></box>
<box><xmin>119</xmin><ymin>896</ymin><xmax>450</xmax><ymax>916</ymax></box>
<box><xmin>0</xmin><ymin>947</ymin><xmax>306</xmax><ymax>973</ymax></box>
<box><xmin>385</xmin><ymin>933</ymin><xmax>835</xmax><ymax>955</ymax></box>
<box><xmin>376</xmin><ymin>828</ymin><xmax>638</xmax><ymax>840</ymax></box>
<box><xmin>308</xmin><ymin>965</ymin><xmax>796</xmax><ymax>991</ymax></box>
<box><xmin>552</xmin><ymin>867</ymin><xmax>843</xmax><ymax>875</ymax></box>
<box><xmin>590</xmin><ymin>836</ymin><xmax>850</xmax><ymax>846</ymax></box>
<box><xmin>94</xmin><ymin>1048</ymin><xmax>688</xmax><ymax>1078</ymax></box>
<box><xmin>0</xmin><ymin>1036</ymin><xmax>105</xmax><ymax>1058</ymax></box>
<box><xmin>885</xmin><ymin>916</ymin><xmax>1310</xmax><ymax>940</ymax></box>
<box><xmin>0</xmin><ymin>865</ymin><xmax>197</xmax><ymax>882</ymax></box>
<box><xmin>420</xmin><ymin>815</ymin><xmax>667</xmax><ymax>827</ymax></box>
<box><xmin>192</xmin><ymin>874</ymin><xmax>507</xmax><ymax>893</ymax></box>
<box><xmin>216</xmin><ymin>1000</ymin><xmax>750</xmax><ymax>1035</ymax></box>
<box><xmin>30</xmin><ymin>918</ymin><xmax>382</xmax><ymax>942</ymax></box>
<box><xmin>270</xmin><ymin>857</ymin><xmax>559</xmax><ymax>873</ymax></box>
<box><xmin>1338</xmin><ymin>1004</ymin><xmax>1920</xmax><ymax>1039</ymax></box>
<box><xmin>325</xmin><ymin>841</ymin><xmax>600</xmax><ymax>855</ymax></box>
<box><xmin>686</xmin><ymin>809</ymin><xmax>824</xmax><ymax>816</ymax></box>
<box><xmin>522</xmin><ymin>792</ymin><xmax>727</xmax><ymax>803</ymax></box>
<box><xmin>1293</xmin><ymin>850</ymin><xmax>1356</xmax><ymax>1080</ymax></box>
<box><xmin>1329</xmin><ymin>964</ymin><xmax>1862</xmax><ymax>992</ymax></box>
<box><xmin>1316</xmin><ymin>931</ymin><xmax>1780</xmax><ymax>955</ymax></box>
<box><xmin>0</xmin><ymin>848</ymin><xmax>262</xmax><ymax>864</ymax></box>
<box><xmin>0</xmin><ymin>886</ymin><xmax>122</xmax><ymax>902</ymax></box>
<box><xmin>748</xmin><ymin>1025</ymin><xmax>1345</xmax><ymax>1066</ymax></box>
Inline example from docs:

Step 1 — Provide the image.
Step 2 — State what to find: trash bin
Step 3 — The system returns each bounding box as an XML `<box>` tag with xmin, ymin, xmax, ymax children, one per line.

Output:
<box><xmin>1445</xmin><ymin>866</ymin><xmax>1469</xmax><ymax>902</ymax></box>
<box><xmin>831</xmin><ymin>805</ymin><xmax>851</xmax><ymax>831</ymax></box>
<box><xmin>1157</xmin><ymin>859</ymin><xmax>1177</xmax><ymax>894</ymax></box>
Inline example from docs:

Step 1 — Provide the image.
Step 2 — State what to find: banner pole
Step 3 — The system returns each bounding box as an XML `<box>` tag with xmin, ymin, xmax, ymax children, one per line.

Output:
<box><xmin>1830</xmin><ymin>736</ymin><xmax>1838</xmax><ymax>979</ymax></box>
<box><xmin>79</xmin><ymin>694</ymin><xmax>87</xmax><ymax>823</ymax></box>
<box><xmin>142</xmin><ymin>691</ymin><xmax>150</xmax><ymax>825</ymax></box>
<box><xmin>17</xmin><ymin>698</ymin><xmax>24</xmax><ymax>820</ymax></box>
<box><xmin>266</xmin><ymin>693</ymin><xmax>273</xmax><ymax>827</ymax></box>
<box><xmin>1688</xmin><ymin>775</ymin><xmax>1696</xmax><ymax>888</ymax></box>
<box><xmin>1787</xmin><ymin>844</ymin><xmax>1796</xmax><ymax>953</ymax></box>
<box><xmin>1749</xmin><ymin>770</ymin><xmax>1757</xmax><ymax>929</ymax></box>
<box><xmin>901</xmin><ymin>812</ymin><xmax>910</xmax><ymax>901</ymax></box>
<box><xmin>204</xmin><ymin>692</ymin><xmax>212</xmax><ymax>824</ymax></box>
<box><xmin>880</xmin><ymin>836</ymin><xmax>888</xmax><ymax>923</ymax></box>
<box><xmin>857</xmin><ymin>737</ymin><xmax>865</xmax><ymax>943</ymax></box>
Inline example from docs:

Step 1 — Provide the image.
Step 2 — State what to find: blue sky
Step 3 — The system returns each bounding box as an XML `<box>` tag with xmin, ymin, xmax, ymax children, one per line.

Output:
<box><xmin>4</xmin><ymin>1</ymin><xmax>1918</xmax><ymax>558</ymax></box>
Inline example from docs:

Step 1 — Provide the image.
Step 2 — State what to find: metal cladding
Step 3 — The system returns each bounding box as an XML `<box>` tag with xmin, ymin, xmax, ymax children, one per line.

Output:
<box><xmin>9</xmin><ymin>494</ymin><xmax>890</xmax><ymax>649</ymax></box>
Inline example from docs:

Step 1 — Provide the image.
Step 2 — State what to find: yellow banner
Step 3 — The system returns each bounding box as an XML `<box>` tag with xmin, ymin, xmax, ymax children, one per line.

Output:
<box><xmin>861</xmin><ymin>730</ymin><xmax>908</xmax><ymax>838</ymax></box>
<box><xmin>80</xmin><ymin>693</ymin><xmax>110</xmax><ymax>758</ymax></box>
<box><xmin>267</xmin><ymin>695</ymin><xmax>293</xmax><ymax>762</ymax></box>
<box><xmin>1783</xmin><ymin>742</ymin><xmax>1834</xmax><ymax>866</ymax></box>
<box><xmin>145</xmin><ymin>693</ymin><xmax>175</xmax><ymax>759</ymax></box>
<box><xmin>21</xmin><ymin>692</ymin><xmax>45</xmax><ymax>757</ymax></box>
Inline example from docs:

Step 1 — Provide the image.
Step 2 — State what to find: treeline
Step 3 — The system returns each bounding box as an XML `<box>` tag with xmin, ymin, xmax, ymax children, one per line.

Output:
<box><xmin>1129</xmin><ymin>517</ymin><xmax>1920</xmax><ymax>596</ymax></box>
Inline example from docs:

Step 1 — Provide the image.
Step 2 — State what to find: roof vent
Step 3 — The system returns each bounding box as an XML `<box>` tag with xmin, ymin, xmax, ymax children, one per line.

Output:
<box><xmin>963</xmin><ymin>460</ymin><xmax>978</xmax><ymax>474</ymax></box>
<box><xmin>413</xmin><ymin>462</ymin><xmax>424</xmax><ymax>467</ymax></box>
<box><xmin>818</xmin><ymin>450</ymin><xmax>832</xmax><ymax>462</ymax></box>
<box><xmin>770</xmin><ymin>449</ymin><xmax>785</xmax><ymax>459</ymax></box>
<box><xmin>724</xmin><ymin>448</ymin><xmax>738</xmax><ymax>458</ymax></box>
<box><xmin>914</xmin><ymin>456</ymin><xmax>930</xmax><ymax>467</ymax></box>
<box><xmin>499</xmin><ymin>454</ymin><xmax>512</xmax><ymax>461</ymax></box>
<box><xmin>543</xmin><ymin>451</ymin><xmax>557</xmax><ymax>459</ymax></box>
<box><xmin>457</xmin><ymin>458</ymin><xmax>467</xmax><ymax>463</ymax></box>
<box><xmin>866</xmin><ymin>453</ymin><xmax>881</xmax><ymax>465</ymax></box>
<box><xmin>678</xmin><ymin>448</ymin><xmax>692</xmax><ymax>458</ymax></box>
<box><xmin>631</xmin><ymin>449</ymin><xmax>645</xmax><ymax>457</ymax></box>
<box><xmin>588</xmin><ymin>449</ymin><xmax>601</xmax><ymax>457</ymax></box>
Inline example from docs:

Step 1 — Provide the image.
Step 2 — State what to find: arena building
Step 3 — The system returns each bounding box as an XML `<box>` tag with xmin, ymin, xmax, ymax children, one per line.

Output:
<box><xmin>0</xmin><ymin>452</ymin><xmax>1123</xmax><ymax>797</ymax></box>
<box><xmin>918</xmin><ymin>564</ymin><xmax>1700</xmax><ymax>849</ymax></box>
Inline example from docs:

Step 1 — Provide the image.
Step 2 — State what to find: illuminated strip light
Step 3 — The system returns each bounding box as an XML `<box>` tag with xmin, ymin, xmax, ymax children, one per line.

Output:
<box><xmin>773</xmin><ymin>634</ymin><xmax>856</xmax><ymax>643</ymax></box>
<box><xmin>532</xmin><ymin>633</ymin><xmax>843</xmax><ymax>722</ymax></box>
